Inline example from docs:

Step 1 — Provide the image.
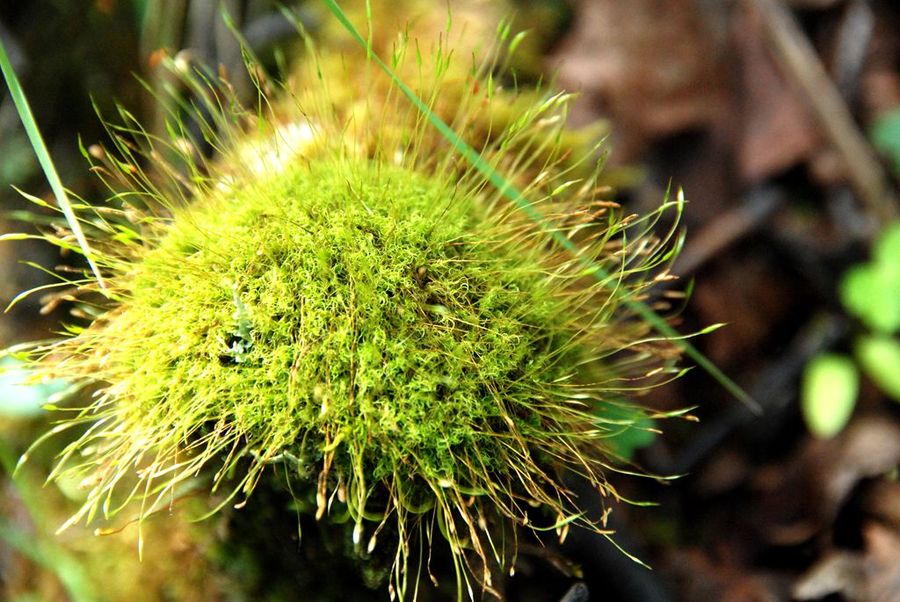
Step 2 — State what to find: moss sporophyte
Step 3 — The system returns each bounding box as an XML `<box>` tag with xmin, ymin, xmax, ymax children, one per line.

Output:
<box><xmin>6</xmin><ymin>7</ymin><xmax>698</xmax><ymax>601</ymax></box>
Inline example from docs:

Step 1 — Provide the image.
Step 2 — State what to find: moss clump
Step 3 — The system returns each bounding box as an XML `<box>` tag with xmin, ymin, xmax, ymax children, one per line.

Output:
<box><xmin>21</xmin><ymin>15</ymin><xmax>687</xmax><ymax>601</ymax></box>
<box><xmin>104</xmin><ymin>156</ymin><xmax>580</xmax><ymax>511</ymax></box>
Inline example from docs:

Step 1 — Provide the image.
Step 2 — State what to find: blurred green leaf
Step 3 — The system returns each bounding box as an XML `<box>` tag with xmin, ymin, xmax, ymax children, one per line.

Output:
<box><xmin>130</xmin><ymin>0</ymin><xmax>150</xmax><ymax>27</ymax></box>
<box><xmin>0</xmin><ymin>132</ymin><xmax>38</xmax><ymax>186</ymax></box>
<box><xmin>874</xmin><ymin>222</ymin><xmax>900</xmax><ymax>270</ymax></box>
<box><xmin>595</xmin><ymin>402</ymin><xmax>657</xmax><ymax>459</ymax></box>
<box><xmin>840</xmin><ymin>222</ymin><xmax>900</xmax><ymax>334</ymax></box>
<box><xmin>0</xmin><ymin>357</ymin><xmax>66</xmax><ymax>418</ymax></box>
<box><xmin>841</xmin><ymin>264</ymin><xmax>900</xmax><ymax>333</ymax></box>
<box><xmin>871</xmin><ymin>107</ymin><xmax>900</xmax><ymax>177</ymax></box>
<box><xmin>801</xmin><ymin>353</ymin><xmax>858</xmax><ymax>439</ymax></box>
<box><xmin>856</xmin><ymin>335</ymin><xmax>900</xmax><ymax>402</ymax></box>
<box><xmin>0</xmin><ymin>518</ymin><xmax>96</xmax><ymax>602</ymax></box>
<box><xmin>0</xmin><ymin>440</ymin><xmax>95</xmax><ymax>602</ymax></box>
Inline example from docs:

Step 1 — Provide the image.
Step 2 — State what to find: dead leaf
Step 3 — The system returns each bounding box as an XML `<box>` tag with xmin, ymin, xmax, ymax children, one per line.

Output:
<box><xmin>863</xmin><ymin>522</ymin><xmax>900</xmax><ymax>601</ymax></box>
<box><xmin>864</xmin><ymin>480</ymin><xmax>900</xmax><ymax>528</ymax></box>
<box><xmin>664</xmin><ymin>549</ymin><xmax>789</xmax><ymax>602</ymax></box>
<box><xmin>734</xmin><ymin>1</ymin><xmax>822</xmax><ymax>182</ymax></box>
<box><xmin>793</xmin><ymin>552</ymin><xmax>867</xmax><ymax>600</ymax></box>
<box><xmin>551</xmin><ymin>0</ymin><xmax>730</xmax><ymax>160</ymax></box>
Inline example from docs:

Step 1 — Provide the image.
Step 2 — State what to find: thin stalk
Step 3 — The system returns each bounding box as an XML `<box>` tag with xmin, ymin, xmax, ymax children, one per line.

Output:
<box><xmin>320</xmin><ymin>0</ymin><xmax>760</xmax><ymax>413</ymax></box>
<box><xmin>0</xmin><ymin>34</ymin><xmax>106</xmax><ymax>290</ymax></box>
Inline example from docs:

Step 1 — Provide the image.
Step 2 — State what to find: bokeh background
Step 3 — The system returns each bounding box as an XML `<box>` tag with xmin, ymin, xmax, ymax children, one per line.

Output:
<box><xmin>1</xmin><ymin>1</ymin><xmax>898</xmax><ymax>600</ymax></box>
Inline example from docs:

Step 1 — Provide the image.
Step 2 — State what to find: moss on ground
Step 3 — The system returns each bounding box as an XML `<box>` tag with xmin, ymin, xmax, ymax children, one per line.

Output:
<box><xmin>19</xmin><ymin>12</ymin><xmax>686</xmax><ymax>599</ymax></box>
<box><xmin>105</xmin><ymin>156</ymin><xmax>580</xmax><ymax>508</ymax></box>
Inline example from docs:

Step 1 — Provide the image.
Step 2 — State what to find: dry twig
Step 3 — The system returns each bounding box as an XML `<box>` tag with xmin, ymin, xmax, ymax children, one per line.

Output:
<box><xmin>751</xmin><ymin>0</ymin><xmax>897</xmax><ymax>225</ymax></box>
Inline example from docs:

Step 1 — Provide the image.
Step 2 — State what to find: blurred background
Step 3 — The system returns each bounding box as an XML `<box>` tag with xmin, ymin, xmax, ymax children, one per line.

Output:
<box><xmin>0</xmin><ymin>0</ymin><xmax>898</xmax><ymax>600</ymax></box>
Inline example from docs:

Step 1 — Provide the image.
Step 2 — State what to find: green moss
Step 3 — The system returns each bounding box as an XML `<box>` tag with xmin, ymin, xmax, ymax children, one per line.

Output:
<box><xmin>20</xmin><ymin>19</ymin><xmax>688</xmax><ymax>599</ymax></box>
<box><xmin>109</xmin><ymin>157</ymin><xmax>577</xmax><ymax>499</ymax></box>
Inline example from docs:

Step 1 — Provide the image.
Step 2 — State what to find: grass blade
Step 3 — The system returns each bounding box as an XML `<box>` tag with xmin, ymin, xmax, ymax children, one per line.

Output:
<box><xmin>319</xmin><ymin>0</ymin><xmax>760</xmax><ymax>413</ymax></box>
<box><xmin>0</xmin><ymin>35</ymin><xmax>106</xmax><ymax>291</ymax></box>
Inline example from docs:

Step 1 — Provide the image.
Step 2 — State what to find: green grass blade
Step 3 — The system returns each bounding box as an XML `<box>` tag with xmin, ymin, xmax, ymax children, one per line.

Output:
<box><xmin>320</xmin><ymin>0</ymin><xmax>760</xmax><ymax>413</ymax></box>
<box><xmin>0</xmin><ymin>35</ymin><xmax>106</xmax><ymax>291</ymax></box>
<box><xmin>0</xmin><ymin>441</ymin><xmax>97</xmax><ymax>602</ymax></box>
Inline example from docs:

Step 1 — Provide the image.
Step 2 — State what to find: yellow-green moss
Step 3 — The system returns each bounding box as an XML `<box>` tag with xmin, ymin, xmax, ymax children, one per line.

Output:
<box><xmin>21</xmin><ymin>14</ymin><xmax>686</xmax><ymax>600</ymax></box>
<box><xmin>108</xmin><ymin>156</ymin><xmax>583</xmax><ymax>501</ymax></box>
